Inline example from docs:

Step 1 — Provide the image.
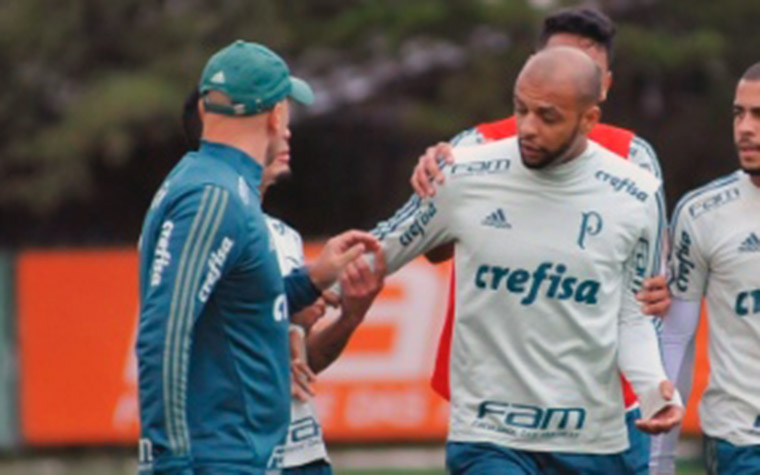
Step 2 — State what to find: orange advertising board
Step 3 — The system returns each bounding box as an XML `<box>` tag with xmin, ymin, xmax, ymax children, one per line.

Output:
<box><xmin>18</xmin><ymin>249</ymin><xmax>140</xmax><ymax>445</ymax></box>
<box><xmin>17</xmin><ymin>246</ymin><xmax>710</xmax><ymax>445</ymax></box>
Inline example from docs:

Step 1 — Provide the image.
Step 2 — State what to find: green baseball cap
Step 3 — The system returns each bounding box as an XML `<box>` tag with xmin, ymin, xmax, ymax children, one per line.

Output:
<box><xmin>199</xmin><ymin>40</ymin><xmax>314</xmax><ymax>116</ymax></box>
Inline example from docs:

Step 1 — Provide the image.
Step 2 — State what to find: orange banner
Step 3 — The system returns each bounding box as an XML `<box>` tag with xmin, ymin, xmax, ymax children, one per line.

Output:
<box><xmin>16</xmin><ymin>246</ymin><xmax>710</xmax><ymax>445</ymax></box>
<box><xmin>18</xmin><ymin>249</ymin><xmax>140</xmax><ymax>445</ymax></box>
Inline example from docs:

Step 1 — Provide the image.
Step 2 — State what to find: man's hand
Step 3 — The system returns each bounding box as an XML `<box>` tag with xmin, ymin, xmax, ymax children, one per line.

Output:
<box><xmin>290</xmin><ymin>298</ymin><xmax>327</xmax><ymax>333</ymax></box>
<box><xmin>410</xmin><ymin>142</ymin><xmax>454</xmax><ymax>198</ymax></box>
<box><xmin>635</xmin><ymin>381</ymin><xmax>684</xmax><ymax>434</ymax></box>
<box><xmin>636</xmin><ymin>275</ymin><xmax>671</xmax><ymax>316</ymax></box>
<box><xmin>289</xmin><ymin>328</ymin><xmax>316</xmax><ymax>402</ymax></box>
<box><xmin>340</xmin><ymin>247</ymin><xmax>387</xmax><ymax>323</ymax></box>
<box><xmin>309</xmin><ymin>230</ymin><xmax>379</xmax><ymax>290</ymax></box>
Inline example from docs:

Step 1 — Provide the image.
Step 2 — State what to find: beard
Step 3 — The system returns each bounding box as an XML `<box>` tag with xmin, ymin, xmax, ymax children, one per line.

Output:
<box><xmin>736</xmin><ymin>141</ymin><xmax>760</xmax><ymax>175</ymax></box>
<box><xmin>519</xmin><ymin>121</ymin><xmax>582</xmax><ymax>170</ymax></box>
<box><xmin>741</xmin><ymin>165</ymin><xmax>760</xmax><ymax>176</ymax></box>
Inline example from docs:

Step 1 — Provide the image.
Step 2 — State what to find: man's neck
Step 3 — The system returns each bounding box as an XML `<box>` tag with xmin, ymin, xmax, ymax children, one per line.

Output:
<box><xmin>751</xmin><ymin>175</ymin><xmax>760</xmax><ymax>188</ymax></box>
<box><xmin>201</xmin><ymin>118</ymin><xmax>269</xmax><ymax>167</ymax></box>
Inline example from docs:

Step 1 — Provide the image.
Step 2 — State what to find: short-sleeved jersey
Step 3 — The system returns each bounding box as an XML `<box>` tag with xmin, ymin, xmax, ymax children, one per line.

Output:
<box><xmin>374</xmin><ymin>137</ymin><xmax>668</xmax><ymax>453</ymax></box>
<box><xmin>669</xmin><ymin>170</ymin><xmax>760</xmax><ymax>446</ymax></box>
<box><xmin>265</xmin><ymin>216</ymin><xmax>330</xmax><ymax>468</ymax></box>
<box><xmin>137</xmin><ymin>141</ymin><xmax>319</xmax><ymax>473</ymax></box>
<box><xmin>431</xmin><ymin>117</ymin><xmax>666</xmax><ymax>411</ymax></box>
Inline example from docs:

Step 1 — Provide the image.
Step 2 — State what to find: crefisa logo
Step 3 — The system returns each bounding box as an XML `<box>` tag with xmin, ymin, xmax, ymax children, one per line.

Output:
<box><xmin>474</xmin><ymin>261</ymin><xmax>600</xmax><ymax>305</ymax></box>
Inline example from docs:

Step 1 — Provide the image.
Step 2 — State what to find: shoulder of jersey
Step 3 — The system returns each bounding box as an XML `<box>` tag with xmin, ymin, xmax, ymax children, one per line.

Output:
<box><xmin>265</xmin><ymin>214</ymin><xmax>302</xmax><ymax>241</ymax></box>
<box><xmin>671</xmin><ymin>170</ymin><xmax>743</xmax><ymax>224</ymax></box>
<box><xmin>167</xmin><ymin>152</ymin><xmax>255</xmax><ymax>207</ymax></box>
<box><xmin>450</xmin><ymin>135</ymin><xmax>519</xmax><ymax>164</ymax></box>
<box><xmin>588</xmin><ymin>123</ymin><xmax>635</xmax><ymax>158</ymax></box>
<box><xmin>591</xmin><ymin>141</ymin><xmax>662</xmax><ymax>199</ymax></box>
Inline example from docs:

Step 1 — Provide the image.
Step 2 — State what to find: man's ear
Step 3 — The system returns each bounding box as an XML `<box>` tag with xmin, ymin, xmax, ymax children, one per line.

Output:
<box><xmin>582</xmin><ymin>105</ymin><xmax>601</xmax><ymax>135</ymax></box>
<box><xmin>267</xmin><ymin>102</ymin><xmax>283</xmax><ymax>132</ymax></box>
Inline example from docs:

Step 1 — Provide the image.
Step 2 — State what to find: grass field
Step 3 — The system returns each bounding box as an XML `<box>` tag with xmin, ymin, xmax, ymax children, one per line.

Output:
<box><xmin>0</xmin><ymin>452</ymin><xmax>708</xmax><ymax>474</ymax></box>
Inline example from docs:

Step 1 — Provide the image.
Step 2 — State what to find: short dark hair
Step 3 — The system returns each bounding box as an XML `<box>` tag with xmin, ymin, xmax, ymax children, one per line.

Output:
<box><xmin>538</xmin><ymin>7</ymin><xmax>616</xmax><ymax>64</ymax></box>
<box><xmin>741</xmin><ymin>62</ymin><xmax>760</xmax><ymax>81</ymax></box>
<box><xmin>182</xmin><ymin>88</ymin><xmax>202</xmax><ymax>151</ymax></box>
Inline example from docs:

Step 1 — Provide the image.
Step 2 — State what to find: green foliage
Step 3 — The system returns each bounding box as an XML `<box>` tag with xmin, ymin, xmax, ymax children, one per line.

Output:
<box><xmin>0</xmin><ymin>0</ymin><xmax>758</xmax><ymax>243</ymax></box>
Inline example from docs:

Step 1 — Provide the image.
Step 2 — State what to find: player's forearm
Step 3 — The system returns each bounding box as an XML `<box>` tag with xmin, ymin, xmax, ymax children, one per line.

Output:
<box><xmin>660</xmin><ymin>298</ymin><xmax>701</xmax><ymax>396</ymax></box>
<box><xmin>618</xmin><ymin>313</ymin><xmax>669</xmax><ymax>395</ymax></box>
<box><xmin>306</xmin><ymin>313</ymin><xmax>363</xmax><ymax>374</ymax></box>
<box><xmin>649</xmin><ymin>298</ymin><xmax>701</xmax><ymax>473</ymax></box>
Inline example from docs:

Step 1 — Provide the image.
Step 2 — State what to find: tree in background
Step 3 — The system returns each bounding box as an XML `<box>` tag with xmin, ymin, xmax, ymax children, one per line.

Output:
<box><xmin>0</xmin><ymin>0</ymin><xmax>756</xmax><ymax>245</ymax></box>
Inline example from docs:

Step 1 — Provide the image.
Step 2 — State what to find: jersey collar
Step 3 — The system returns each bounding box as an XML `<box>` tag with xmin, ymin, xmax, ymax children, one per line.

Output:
<box><xmin>199</xmin><ymin>140</ymin><xmax>263</xmax><ymax>191</ymax></box>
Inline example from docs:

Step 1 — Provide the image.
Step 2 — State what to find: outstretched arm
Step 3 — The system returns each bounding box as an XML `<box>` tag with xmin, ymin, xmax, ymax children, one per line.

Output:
<box><xmin>307</xmin><ymin>249</ymin><xmax>386</xmax><ymax>373</ymax></box>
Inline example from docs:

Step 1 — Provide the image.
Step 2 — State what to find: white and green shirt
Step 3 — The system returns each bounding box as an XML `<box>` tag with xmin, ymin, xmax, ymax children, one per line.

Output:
<box><xmin>374</xmin><ymin>137</ymin><xmax>675</xmax><ymax>454</ymax></box>
<box><xmin>667</xmin><ymin>170</ymin><xmax>760</xmax><ymax>445</ymax></box>
<box><xmin>266</xmin><ymin>216</ymin><xmax>330</xmax><ymax>468</ymax></box>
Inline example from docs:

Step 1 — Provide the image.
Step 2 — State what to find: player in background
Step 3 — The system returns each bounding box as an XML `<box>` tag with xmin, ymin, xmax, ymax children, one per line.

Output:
<box><xmin>181</xmin><ymin>89</ymin><xmax>386</xmax><ymax>474</ymax></box>
<box><xmin>649</xmin><ymin>64</ymin><xmax>760</xmax><ymax>475</ymax></box>
<box><xmin>374</xmin><ymin>47</ymin><xmax>682</xmax><ymax>474</ymax></box>
<box><xmin>137</xmin><ymin>40</ymin><xmax>378</xmax><ymax>474</ymax></box>
<box><xmin>408</xmin><ymin>8</ymin><xmax>670</xmax><ymax>472</ymax></box>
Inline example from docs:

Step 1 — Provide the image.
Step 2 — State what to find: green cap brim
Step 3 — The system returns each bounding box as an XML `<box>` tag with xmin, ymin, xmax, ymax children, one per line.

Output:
<box><xmin>289</xmin><ymin>76</ymin><xmax>314</xmax><ymax>105</ymax></box>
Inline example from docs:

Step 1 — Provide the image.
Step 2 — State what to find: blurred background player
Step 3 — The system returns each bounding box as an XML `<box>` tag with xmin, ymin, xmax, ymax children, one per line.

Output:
<box><xmin>372</xmin><ymin>47</ymin><xmax>682</xmax><ymax>474</ymax></box>
<box><xmin>137</xmin><ymin>40</ymin><xmax>378</xmax><ymax>473</ymax></box>
<box><xmin>650</xmin><ymin>63</ymin><xmax>760</xmax><ymax>475</ymax></box>
<box><xmin>407</xmin><ymin>7</ymin><xmax>671</xmax><ymax>473</ymax></box>
<box><xmin>182</xmin><ymin>85</ymin><xmax>387</xmax><ymax>473</ymax></box>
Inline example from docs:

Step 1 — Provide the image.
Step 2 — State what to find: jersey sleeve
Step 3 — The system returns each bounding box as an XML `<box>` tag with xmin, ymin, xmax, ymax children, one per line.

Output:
<box><xmin>138</xmin><ymin>184</ymin><xmax>244</xmax><ymax>423</ymax></box>
<box><xmin>668</xmin><ymin>196</ymin><xmax>709</xmax><ymax>301</ymax></box>
<box><xmin>649</xmin><ymin>298</ymin><xmax>702</xmax><ymax>474</ymax></box>
<box><xmin>629</xmin><ymin>136</ymin><xmax>669</xmax><ymax>275</ymax></box>
<box><xmin>450</xmin><ymin>127</ymin><xmax>485</xmax><ymax>147</ymax></box>
<box><xmin>283</xmin><ymin>267</ymin><xmax>321</xmax><ymax>314</ymax></box>
<box><xmin>617</xmin><ymin>187</ymin><xmax>682</xmax><ymax>414</ymax></box>
<box><xmin>370</xmin><ymin>185</ymin><xmax>456</xmax><ymax>275</ymax></box>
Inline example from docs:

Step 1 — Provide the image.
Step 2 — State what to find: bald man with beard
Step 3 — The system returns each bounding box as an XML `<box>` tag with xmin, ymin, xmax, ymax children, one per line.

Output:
<box><xmin>368</xmin><ymin>47</ymin><xmax>683</xmax><ymax>474</ymax></box>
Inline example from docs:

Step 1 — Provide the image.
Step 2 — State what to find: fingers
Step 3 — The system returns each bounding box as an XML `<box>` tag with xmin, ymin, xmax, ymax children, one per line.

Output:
<box><xmin>291</xmin><ymin>358</ymin><xmax>316</xmax><ymax>401</ymax></box>
<box><xmin>635</xmin><ymin>404</ymin><xmax>684</xmax><ymax>434</ymax></box>
<box><xmin>412</xmin><ymin>161</ymin><xmax>436</xmax><ymax>198</ymax></box>
<box><xmin>372</xmin><ymin>246</ymin><xmax>387</xmax><ymax>277</ymax></box>
<box><xmin>333</xmin><ymin>230</ymin><xmax>379</xmax><ymax>253</ymax></box>
<box><xmin>411</xmin><ymin>143</ymin><xmax>453</xmax><ymax>198</ymax></box>
<box><xmin>322</xmin><ymin>290</ymin><xmax>340</xmax><ymax>307</ymax></box>
<box><xmin>338</xmin><ymin>243</ymin><xmax>366</xmax><ymax>268</ymax></box>
<box><xmin>636</xmin><ymin>275</ymin><xmax>671</xmax><ymax>316</ymax></box>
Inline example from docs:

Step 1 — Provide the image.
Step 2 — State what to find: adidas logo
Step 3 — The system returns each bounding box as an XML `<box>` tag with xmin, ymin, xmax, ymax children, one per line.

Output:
<box><xmin>210</xmin><ymin>70</ymin><xmax>226</xmax><ymax>84</ymax></box>
<box><xmin>482</xmin><ymin>208</ymin><xmax>511</xmax><ymax>229</ymax></box>
<box><xmin>739</xmin><ymin>232</ymin><xmax>760</xmax><ymax>253</ymax></box>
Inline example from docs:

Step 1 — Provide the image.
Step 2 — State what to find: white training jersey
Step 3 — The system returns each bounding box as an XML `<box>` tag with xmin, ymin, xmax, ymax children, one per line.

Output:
<box><xmin>374</xmin><ymin>137</ymin><xmax>674</xmax><ymax>454</ymax></box>
<box><xmin>669</xmin><ymin>170</ymin><xmax>760</xmax><ymax>446</ymax></box>
<box><xmin>265</xmin><ymin>216</ymin><xmax>330</xmax><ymax>467</ymax></box>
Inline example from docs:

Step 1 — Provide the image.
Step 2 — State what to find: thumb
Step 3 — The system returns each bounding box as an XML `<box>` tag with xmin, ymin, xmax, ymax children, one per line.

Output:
<box><xmin>660</xmin><ymin>380</ymin><xmax>674</xmax><ymax>401</ymax></box>
<box><xmin>337</xmin><ymin>243</ymin><xmax>365</xmax><ymax>267</ymax></box>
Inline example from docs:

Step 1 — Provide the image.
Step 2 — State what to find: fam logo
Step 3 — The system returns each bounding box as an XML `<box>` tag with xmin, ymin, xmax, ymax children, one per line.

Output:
<box><xmin>577</xmin><ymin>211</ymin><xmax>603</xmax><ymax>250</ymax></box>
<box><xmin>594</xmin><ymin>171</ymin><xmax>648</xmax><ymax>202</ymax></box>
<box><xmin>474</xmin><ymin>261</ymin><xmax>601</xmax><ymax>306</ymax></box>
<box><xmin>449</xmin><ymin>158</ymin><xmax>511</xmax><ymax>178</ymax></box>
<box><xmin>689</xmin><ymin>187</ymin><xmax>740</xmax><ymax>219</ymax></box>
<box><xmin>476</xmin><ymin>400</ymin><xmax>586</xmax><ymax>431</ymax></box>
